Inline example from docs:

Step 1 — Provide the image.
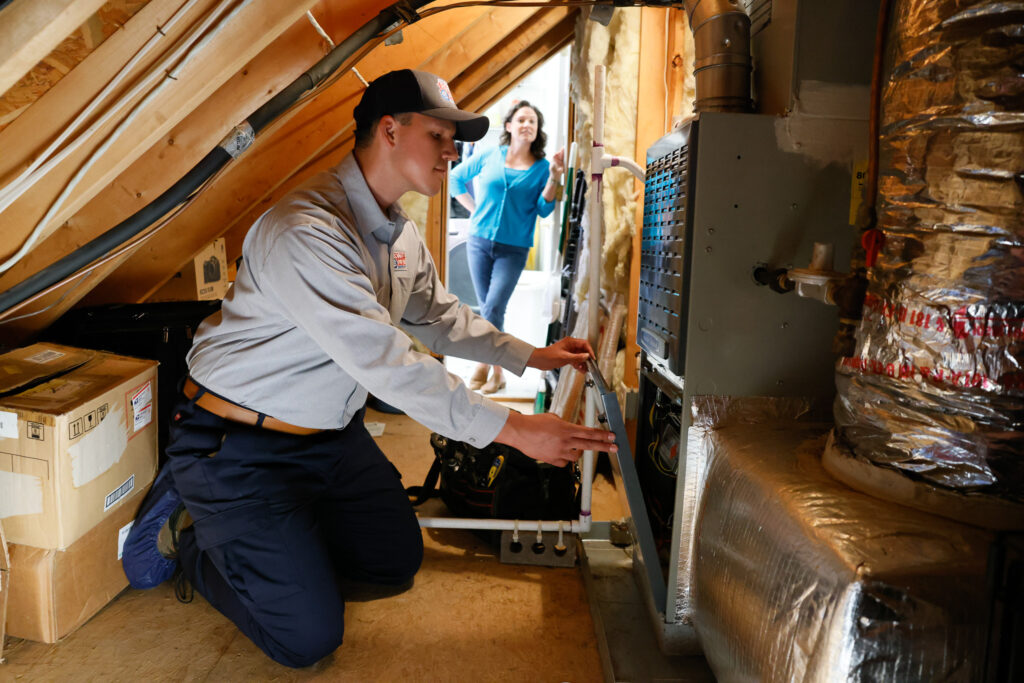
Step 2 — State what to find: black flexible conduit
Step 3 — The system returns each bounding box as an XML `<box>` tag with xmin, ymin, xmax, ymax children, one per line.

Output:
<box><xmin>0</xmin><ymin>0</ymin><xmax>431</xmax><ymax>317</ymax></box>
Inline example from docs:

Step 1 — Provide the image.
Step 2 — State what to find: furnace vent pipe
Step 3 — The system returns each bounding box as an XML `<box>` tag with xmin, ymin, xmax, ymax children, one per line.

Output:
<box><xmin>682</xmin><ymin>0</ymin><xmax>752</xmax><ymax>112</ymax></box>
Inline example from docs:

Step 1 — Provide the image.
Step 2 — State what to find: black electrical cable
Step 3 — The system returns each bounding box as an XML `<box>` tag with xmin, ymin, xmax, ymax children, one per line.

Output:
<box><xmin>0</xmin><ymin>0</ymin><xmax>433</xmax><ymax>318</ymax></box>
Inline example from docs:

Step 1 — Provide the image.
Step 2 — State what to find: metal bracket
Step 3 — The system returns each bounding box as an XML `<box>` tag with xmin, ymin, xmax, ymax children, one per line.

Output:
<box><xmin>500</xmin><ymin>529</ymin><xmax>578</xmax><ymax>568</ymax></box>
<box><xmin>585</xmin><ymin>358</ymin><xmax>667</xmax><ymax>611</ymax></box>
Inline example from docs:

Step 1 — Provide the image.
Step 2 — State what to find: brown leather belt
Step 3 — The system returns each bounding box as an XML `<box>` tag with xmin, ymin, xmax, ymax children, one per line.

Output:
<box><xmin>183</xmin><ymin>378</ymin><xmax>323</xmax><ymax>436</ymax></box>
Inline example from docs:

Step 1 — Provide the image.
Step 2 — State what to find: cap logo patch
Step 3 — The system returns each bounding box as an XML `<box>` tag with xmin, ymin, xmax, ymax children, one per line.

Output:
<box><xmin>436</xmin><ymin>78</ymin><xmax>455</xmax><ymax>105</ymax></box>
<box><xmin>392</xmin><ymin>250</ymin><xmax>407</xmax><ymax>271</ymax></box>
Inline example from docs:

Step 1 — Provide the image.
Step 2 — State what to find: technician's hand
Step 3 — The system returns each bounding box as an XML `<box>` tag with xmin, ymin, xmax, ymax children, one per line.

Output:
<box><xmin>527</xmin><ymin>337</ymin><xmax>594</xmax><ymax>373</ymax></box>
<box><xmin>495</xmin><ymin>411</ymin><xmax>617</xmax><ymax>467</ymax></box>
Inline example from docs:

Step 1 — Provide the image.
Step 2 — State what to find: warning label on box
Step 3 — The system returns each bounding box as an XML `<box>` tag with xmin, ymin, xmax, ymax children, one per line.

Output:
<box><xmin>130</xmin><ymin>381</ymin><xmax>153</xmax><ymax>433</ymax></box>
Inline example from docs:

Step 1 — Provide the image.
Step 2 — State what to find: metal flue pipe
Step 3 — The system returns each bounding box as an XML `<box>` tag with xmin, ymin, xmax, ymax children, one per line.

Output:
<box><xmin>682</xmin><ymin>0</ymin><xmax>752</xmax><ymax>112</ymax></box>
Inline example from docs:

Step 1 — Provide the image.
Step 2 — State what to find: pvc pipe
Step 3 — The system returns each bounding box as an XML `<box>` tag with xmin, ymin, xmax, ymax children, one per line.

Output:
<box><xmin>588</xmin><ymin>65</ymin><xmax>606</xmax><ymax>350</ymax></box>
<box><xmin>419</xmin><ymin>516</ymin><xmax>585</xmax><ymax>533</ymax></box>
<box><xmin>604</xmin><ymin>155</ymin><xmax>645</xmax><ymax>181</ymax></box>
<box><xmin>581</xmin><ymin>400</ymin><xmax>596</xmax><ymax>525</ymax></box>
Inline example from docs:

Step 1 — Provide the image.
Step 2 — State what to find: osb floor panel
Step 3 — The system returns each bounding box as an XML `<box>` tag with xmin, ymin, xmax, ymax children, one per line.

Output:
<box><xmin>2</xmin><ymin>406</ymin><xmax>626</xmax><ymax>681</ymax></box>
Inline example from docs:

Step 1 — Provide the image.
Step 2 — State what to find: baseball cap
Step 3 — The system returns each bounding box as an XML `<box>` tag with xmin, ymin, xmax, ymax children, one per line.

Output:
<box><xmin>353</xmin><ymin>69</ymin><xmax>489</xmax><ymax>142</ymax></box>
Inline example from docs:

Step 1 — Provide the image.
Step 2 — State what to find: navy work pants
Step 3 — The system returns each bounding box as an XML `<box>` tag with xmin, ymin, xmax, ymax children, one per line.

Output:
<box><xmin>164</xmin><ymin>389</ymin><xmax>423</xmax><ymax>668</ymax></box>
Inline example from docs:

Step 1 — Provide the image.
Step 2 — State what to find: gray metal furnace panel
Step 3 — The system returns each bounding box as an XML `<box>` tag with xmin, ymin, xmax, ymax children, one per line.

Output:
<box><xmin>682</xmin><ymin>111</ymin><xmax>860</xmax><ymax>400</ymax></box>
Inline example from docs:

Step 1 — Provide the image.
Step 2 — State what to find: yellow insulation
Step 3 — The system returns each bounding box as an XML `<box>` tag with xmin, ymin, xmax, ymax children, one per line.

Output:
<box><xmin>569</xmin><ymin>8</ymin><xmax>641</xmax><ymax>308</ymax></box>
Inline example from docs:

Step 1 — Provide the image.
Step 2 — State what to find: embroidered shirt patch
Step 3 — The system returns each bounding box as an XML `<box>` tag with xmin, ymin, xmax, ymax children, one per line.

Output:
<box><xmin>392</xmin><ymin>250</ymin><xmax>407</xmax><ymax>271</ymax></box>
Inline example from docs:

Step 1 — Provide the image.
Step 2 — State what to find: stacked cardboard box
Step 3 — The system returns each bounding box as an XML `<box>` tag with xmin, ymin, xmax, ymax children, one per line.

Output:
<box><xmin>1</xmin><ymin>523</ymin><xmax>8</xmax><ymax>661</ymax></box>
<box><xmin>0</xmin><ymin>343</ymin><xmax>158</xmax><ymax>642</ymax></box>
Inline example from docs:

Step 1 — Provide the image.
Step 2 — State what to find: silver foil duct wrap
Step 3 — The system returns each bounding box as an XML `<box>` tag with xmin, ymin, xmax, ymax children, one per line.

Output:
<box><xmin>692</xmin><ymin>421</ymin><xmax>992</xmax><ymax>682</ymax></box>
<box><xmin>674</xmin><ymin>396</ymin><xmax>818</xmax><ymax>624</ymax></box>
<box><xmin>835</xmin><ymin>0</ymin><xmax>1024</xmax><ymax>500</ymax></box>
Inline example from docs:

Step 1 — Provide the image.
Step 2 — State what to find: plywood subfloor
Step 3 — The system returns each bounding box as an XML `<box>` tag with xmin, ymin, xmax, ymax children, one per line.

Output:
<box><xmin>2</xmin><ymin>407</ymin><xmax>626</xmax><ymax>681</ymax></box>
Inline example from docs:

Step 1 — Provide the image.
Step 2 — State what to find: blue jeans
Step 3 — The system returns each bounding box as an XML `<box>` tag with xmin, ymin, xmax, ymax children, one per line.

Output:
<box><xmin>466</xmin><ymin>235</ymin><xmax>529</xmax><ymax>331</ymax></box>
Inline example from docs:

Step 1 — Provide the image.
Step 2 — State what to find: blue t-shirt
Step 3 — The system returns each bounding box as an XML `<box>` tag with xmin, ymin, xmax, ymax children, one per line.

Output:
<box><xmin>449</xmin><ymin>145</ymin><xmax>555</xmax><ymax>249</ymax></box>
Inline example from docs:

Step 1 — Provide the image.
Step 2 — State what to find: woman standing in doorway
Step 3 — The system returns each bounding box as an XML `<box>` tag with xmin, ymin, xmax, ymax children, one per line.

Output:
<box><xmin>450</xmin><ymin>100</ymin><xmax>564</xmax><ymax>394</ymax></box>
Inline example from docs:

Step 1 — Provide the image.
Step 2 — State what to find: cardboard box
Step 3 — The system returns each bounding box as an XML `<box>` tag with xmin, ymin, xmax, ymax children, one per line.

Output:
<box><xmin>0</xmin><ymin>343</ymin><xmax>158</xmax><ymax>549</ymax></box>
<box><xmin>151</xmin><ymin>238</ymin><xmax>230</xmax><ymax>301</ymax></box>
<box><xmin>1</xmin><ymin>522</ymin><xmax>9</xmax><ymax>662</ymax></box>
<box><xmin>5</xmin><ymin>487</ymin><xmax>147</xmax><ymax>643</ymax></box>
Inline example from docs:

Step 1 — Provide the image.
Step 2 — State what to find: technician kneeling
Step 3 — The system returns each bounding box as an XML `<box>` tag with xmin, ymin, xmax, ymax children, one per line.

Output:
<box><xmin>121</xmin><ymin>69</ymin><xmax>616</xmax><ymax>668</ymax></box>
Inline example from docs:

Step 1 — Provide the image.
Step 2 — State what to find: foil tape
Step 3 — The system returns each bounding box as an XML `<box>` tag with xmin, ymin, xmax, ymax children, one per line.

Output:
<box><xmin>836</xmin><ymin>0</ymin><xmax>1024</xmax><ymax>498</ymax></box>
<box><xmin>692</xmin><ymin>422</ymin><xmax>992</xmax><ymax>682</ymax></box>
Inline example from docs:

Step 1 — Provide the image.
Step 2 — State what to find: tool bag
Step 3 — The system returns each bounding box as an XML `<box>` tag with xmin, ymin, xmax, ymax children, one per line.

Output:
<box><xmin>408</xmin><ymin>433</ymin><xmax>578</xmax><ymax>527</ymax></box>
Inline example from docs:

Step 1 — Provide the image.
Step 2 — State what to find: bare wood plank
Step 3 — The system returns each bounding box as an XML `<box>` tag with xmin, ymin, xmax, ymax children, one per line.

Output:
<box><xmin>80</xmin><ymin>13</ymin><xmax>107</xmax><ymax>51</ymax></box>
<box><xmin>449</xmin><ymin>7</ymin><xmax>572</xmax><ymax>103</ymax></box>
<box><xmin>426</xmin><ymin>177</ymin><xmax>448</xmax><ymax>285</ymax></box>
<box><xmin>626</xmin><ymin>7</ymin><xmax>672</xmax><ymax>389</ymax></box>
<box><xmin>0</xmin><ymin>0</ymin><xmax>323</xmax><ymax>268</ymax></box>
<box><xmin>460</xmin><ymin>14</ymin><xmax>577</xmax><ymax>114</ymax></box>
<box><xmin>83</xmin><ymin>6</ymin><xmax>538</xmax><ymax>305</ymax></box>
<box><xmin>0</xmin><ymin>0</ymin><xmax>199</xmax><ymax>185</ymax></box>
<box><xmin>0</xmin><ymin>0</ymin><xmax>107</xmax><ymax>96</ymax></box>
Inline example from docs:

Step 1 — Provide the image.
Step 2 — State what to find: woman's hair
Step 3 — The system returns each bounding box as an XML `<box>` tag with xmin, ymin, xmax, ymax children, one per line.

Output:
<box><xmin>498</xmin><ymin>100</ymin><xmax>547</xmax><ymax>159</ymax></box>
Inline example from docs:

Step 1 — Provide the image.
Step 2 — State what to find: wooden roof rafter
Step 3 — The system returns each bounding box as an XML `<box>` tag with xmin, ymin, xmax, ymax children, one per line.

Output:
<box><xmin>87</xmin><ymin>3</ymin><xmax>578</xmax><ymax>307</ymax></box>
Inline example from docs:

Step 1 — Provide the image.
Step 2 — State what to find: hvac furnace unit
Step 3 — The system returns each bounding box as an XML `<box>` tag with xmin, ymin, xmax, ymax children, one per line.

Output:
<box><xmin>630</xmin><ymin>111</ymin><xmax>866</xmax><ymax>650</ymax></box>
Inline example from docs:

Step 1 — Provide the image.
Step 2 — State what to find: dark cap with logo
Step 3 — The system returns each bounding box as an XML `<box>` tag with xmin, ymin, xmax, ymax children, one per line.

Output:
<box><xmin>353</xmin><ymin>69</ymin><xmax>489</xmax><ymax>142</ymax></box>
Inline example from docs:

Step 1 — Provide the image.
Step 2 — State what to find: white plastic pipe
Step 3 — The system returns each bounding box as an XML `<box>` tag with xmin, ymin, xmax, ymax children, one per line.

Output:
<box><xmin>419</xmin><ymin>516</ymin><xmax>584</xmax><ymax>533</ymax></box>
<box><xmin>588</xmin><ymin>65</ymin><xmax>606</xmax><ymax>350</ymax></box>
<box><xmin>604</xmin><ymin>154</ymin><xmax>645</xmax><ymax>180</ymax></box>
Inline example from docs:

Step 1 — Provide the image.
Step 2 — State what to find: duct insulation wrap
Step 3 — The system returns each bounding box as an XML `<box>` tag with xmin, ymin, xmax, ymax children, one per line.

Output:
<box><xmin>834</xmin><ymin>0</ymin><xmax>1024</xmax><ymax>507</ymax></box>
<box><xmin>692</xmin><ymin>422</ymin><xmax>992</xmax><ymax>682</ymax></box>
<box><xmin>673</xmin><ymin>396</ymin><xmax>818</xmax><ymax>625</ymax></box>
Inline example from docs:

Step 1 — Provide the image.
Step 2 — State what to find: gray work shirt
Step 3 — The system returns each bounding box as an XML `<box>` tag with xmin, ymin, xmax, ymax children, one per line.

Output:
<box><xmin>186</xmin><ymin>153</ymin><xmax>533</xmax><ymax>447</ymax></box>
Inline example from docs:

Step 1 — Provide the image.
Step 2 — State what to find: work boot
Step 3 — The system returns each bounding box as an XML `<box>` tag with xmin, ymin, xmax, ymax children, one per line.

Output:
<box><xmin>122</xmin><ymin>467</ymin><xmax>185</xmax><ymax>589</ymax></box>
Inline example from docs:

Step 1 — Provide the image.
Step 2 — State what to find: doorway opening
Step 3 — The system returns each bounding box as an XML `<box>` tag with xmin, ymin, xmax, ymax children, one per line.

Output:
<box><xmin>444</xmin><ymin>45</ymin><xmax>572</xmax><ymax>400</ymax></box>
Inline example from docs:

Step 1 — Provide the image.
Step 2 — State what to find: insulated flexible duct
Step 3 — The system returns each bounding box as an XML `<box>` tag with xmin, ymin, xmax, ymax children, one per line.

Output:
<box><xmin>831</xmin><ymin>0</ymin><xmax>1024</xmax><ymax>515</ymax></box>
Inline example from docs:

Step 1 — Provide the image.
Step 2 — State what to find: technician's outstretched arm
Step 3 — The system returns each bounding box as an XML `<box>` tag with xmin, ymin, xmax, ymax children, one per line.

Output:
<box><xmin>494</xmin><ymin>335</ymin><xmax>615</xmax><ymax>467</ymax></box>
<box><xmin>495</xmin><ymin>412</ymin><xmax>615</xmax><ymax>468</ymax></box>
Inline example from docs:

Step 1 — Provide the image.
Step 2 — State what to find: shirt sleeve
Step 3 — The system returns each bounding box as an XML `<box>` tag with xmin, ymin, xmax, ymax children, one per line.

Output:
<box><xmin>259</xmin><ymin>223</ymin><xmax>511</xmax><ymax>447</ymax></box>
<box><xmin>399</xmin><ymin>233</ymin><xmax>534</xmax><ymax>375</ymax></box>
<box><xmin>449</xmin><ymin>147</ymin><xmax>489</xmax><ymax>196</ymax></box>
<box><xmin>535</xmin><ymin>159</ymin><xmax>556</xmax><ymax>218</ymax></box>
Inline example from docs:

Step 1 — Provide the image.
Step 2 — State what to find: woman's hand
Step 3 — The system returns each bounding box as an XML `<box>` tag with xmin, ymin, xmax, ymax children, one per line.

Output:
<box><xmin>550</xmin><ymin>147</ymin><xmax>566</xmax><ymax>178</ymax></box>
<box><xmin>542</xmin><ymin>147</ymin><xmax>566</xmax><ymax>202</ymax></box>
<box><xmin>527</xmin><ymin>337</ymin><xmax>594</xmax><ymax>373</ymax></box>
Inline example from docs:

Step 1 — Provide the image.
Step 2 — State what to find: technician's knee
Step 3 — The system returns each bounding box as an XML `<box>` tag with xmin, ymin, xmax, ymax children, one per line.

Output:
<box><xmin>268</xmin><ymin>611</ymin><xmax>345</xmax><ymax>669</ymax></box>
<box><xmin>380</xmin><ymin>530</ymin><xmax>424</xmax><ymax>584</ymax></box>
